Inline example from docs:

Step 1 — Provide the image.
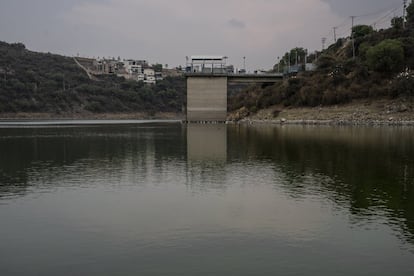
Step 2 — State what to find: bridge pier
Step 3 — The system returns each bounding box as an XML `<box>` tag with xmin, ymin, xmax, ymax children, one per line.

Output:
<box><xmin>186</xmin><ymin>76</ymin><xmax>228</xmax><ymax>122</ymax></box>
<box><xmin>185</xmin><ymin>72</ymin><xmax>283</xmax><ymax>123</ymax></box>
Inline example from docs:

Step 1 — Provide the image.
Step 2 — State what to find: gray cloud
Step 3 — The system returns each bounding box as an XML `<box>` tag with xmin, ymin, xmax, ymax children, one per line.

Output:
<box><xmin>322</xmin><ymin>0</ymin><xmax>403</xmax><ymax>17</ymax></box>
<box><xmin>0</xmin><ymin>0</ymin><xmax>407</xmax><ymax>70</ymax></box>
<box><xmin>227</xmin><ymin>19</ymin><xmax>246</xmax><ymax>29</ymax></box>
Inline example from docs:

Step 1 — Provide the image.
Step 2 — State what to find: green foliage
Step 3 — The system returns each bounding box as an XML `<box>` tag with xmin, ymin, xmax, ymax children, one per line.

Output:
<box><xmin>277</xmin><ymin>47</ymin><xmax>308</xmax><ymax>72</ymax></box>
<box><xmin>366</xmin><ymin>39</ymin><xmax>404</xmax><ymax>73</ymax></box>
<box><xmin>316</xmin><ymin>54</ymin><xmax>336</xmax><ymax>71</ymax></box>
<box><xmin>307</xmin><ymin>51</ymin><xmax>321</xmax><ymax>64</ymax></box>
<box><xmin>399</xmin><ymin>36</ymin><xmax>414</xmax><ymax>68</ymax></box>
<box><xmin>357</xmin><ymin>42</ymin><xmax>371</xmax><ymax>60</ymax></box>
<box><xmin>328</xmin><ymin>38</ymin><xmax>345</xmax><ymax>52</ymax></box>
<box><xmin>407</xmin><ymin>1</ymin><xmax>414</xmax><ymax>26</ymax></box>
<box><xmin>391</xmin><ymin>17</ymin><xmax>404</xmax><ymax>30</ymax></box>
<box><xmin>352</xmin><ymin>25</ymin><xmax>374</xmax><ymax>39</ymax></box>
<box><xmin>153</xmin><ymin>63</ymin><xmax>163</xmax><ymax>72</ymax></box>
<box><xmin>0</xmin><ymin>41</ymin><xmax>185</xmax><ymax>114</ymax></box>
<box><xmin>240</xmin><ymin>15</ymin><xmax>414</xmax><ymax>113</ymax></box>
<box><xmin>390</xmin><ymin>74</ymin><xmax>414</xmax><ymax>97</ymax></box>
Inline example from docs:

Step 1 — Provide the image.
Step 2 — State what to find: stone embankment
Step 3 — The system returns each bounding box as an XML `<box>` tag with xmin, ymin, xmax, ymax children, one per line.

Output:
<box><xmin>228</xmin><ymin>98</ymin><xmax>414</xmax><ymax>126</ymax></box>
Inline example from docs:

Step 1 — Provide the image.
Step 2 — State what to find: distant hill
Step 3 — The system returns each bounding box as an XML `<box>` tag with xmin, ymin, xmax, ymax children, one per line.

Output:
<box><xmin>0</xmin><ymin>41</ymin><xmax>185</xmax><ymax>116</ymax></box>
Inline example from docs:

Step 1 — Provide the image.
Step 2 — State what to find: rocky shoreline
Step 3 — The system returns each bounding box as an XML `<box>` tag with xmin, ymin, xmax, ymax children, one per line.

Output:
<box><xmin>235</xmin><ymin>118</ymin><xmax>414</xmax><ymax>126</ymax></box>
<box><xmin>228</xmin><ymin>98</ymin><xmax>414</xmax><ymax>126</ymax></box>
<box><xmin>1</xmin><ymin>99</ymin><xmax>414</xmax><ymax>126</ymax></box>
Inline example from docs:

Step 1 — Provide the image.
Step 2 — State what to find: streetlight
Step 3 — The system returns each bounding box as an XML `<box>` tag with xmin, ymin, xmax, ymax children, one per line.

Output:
<box><xmin>295</xmin><ymin>48</ymin><xmax>298</xmax><ymax>66</ymax></box>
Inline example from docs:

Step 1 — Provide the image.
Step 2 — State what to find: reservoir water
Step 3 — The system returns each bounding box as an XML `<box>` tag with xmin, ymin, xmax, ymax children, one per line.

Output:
<box><xmin>1</xmin><ymin>122</ymin><xmax>414</xmax><ymax>275</ymax></box>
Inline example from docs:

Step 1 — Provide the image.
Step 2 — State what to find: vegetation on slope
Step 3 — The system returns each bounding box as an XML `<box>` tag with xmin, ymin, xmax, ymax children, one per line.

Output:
<box><xmin>229</xmin><ymin>4</ymin><xmax>414</xmax><ymax>115</ymax></box>
<box><xmin>0</xmin><ymin>41</ymin><xmax>185</xmax><ymax>115</ymax></box>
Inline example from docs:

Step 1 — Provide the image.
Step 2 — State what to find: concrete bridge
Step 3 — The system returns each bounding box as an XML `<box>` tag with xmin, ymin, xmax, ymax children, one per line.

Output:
<box><xmin>186</xmin><ymin>72</ymin><xmax>283</xmax><ymax>122</ymax></box>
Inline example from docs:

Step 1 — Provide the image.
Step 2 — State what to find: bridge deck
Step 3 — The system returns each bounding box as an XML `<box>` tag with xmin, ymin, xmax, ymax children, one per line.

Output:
<box><xmin>185</xmin><ymin>73</ymin><xmax>283</xmax><ymax>83</ymax></box>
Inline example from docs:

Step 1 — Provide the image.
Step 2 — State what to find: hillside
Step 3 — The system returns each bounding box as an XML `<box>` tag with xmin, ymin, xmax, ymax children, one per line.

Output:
<box><xmin>228</xmin><ymin>11</ymin><xmax>414</xmax><ymax>123</ymax></box>
<box><xmin>2</xmin><ymin>7</ymin><xmax>414</xmax><ymax>122</ymax></box>
<box><xmin>0</xmin><ymin>41</ymin><xmax>185</xmax><ymax>117</ymax></box>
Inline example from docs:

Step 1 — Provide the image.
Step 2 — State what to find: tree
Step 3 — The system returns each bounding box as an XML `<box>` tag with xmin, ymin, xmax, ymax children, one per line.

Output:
<box><xmin>358</xmin><ymin>42</ymin><xmax>371</xmax><ymax>60</ymax></box>
<box><xmin>352</xmin><ymin>25</ymin><xmax>374</xmax><ymax>39</ymax></box>
<box><xmin>407</xmin><ymin>1</ymin><xmax>414</xmax><ymax>26</ymax></box>
<box><xmin>306</xmin><ymin>51</ymin><xmax>319</xmax><ymax>63</ymax></box>
<box><xmin>276</xmin><ymin>47</ymin><xmax>309</xmax><ymax>73</ymax></box>
<box><xmin>391</xmin><ymin>17</ymin><xmax>404</xmax><ymax>30</ymax></box>
<box><xmin>281</xmin><ymin>48</ymin><xmax>307</xmax><ymax>65</ymax></box>
<box><xmin>366</xmin><ymin>39</ymin><xmax>404</xmax><ymax>73</ymax></box>
<box><xmin>399</xmin><ymin>37</ymin><xmax>414</xmax><ymax>68</ymax></box>
<box><xmin>153</xmin><ymin>63</ymin><xmax>163</xmax><ymax>72</ymax></box>
<box><xmin>316</xmin><ymin>54</ymin><xmax>336</xmax><ymax>71</ymax></box>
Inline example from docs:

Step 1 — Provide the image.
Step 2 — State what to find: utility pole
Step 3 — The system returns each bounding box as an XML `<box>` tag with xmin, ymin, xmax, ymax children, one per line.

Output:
<box><xmin>295</xmin><ymin>48</ymin><xmax>298</xmax><ymax>66</ymax></box>
<box><xmin>351</xmin><ymin>15</ymin><xmax>356</xmax><ymax>59</ymax></box>
<box><xmin>305</xmin><ymin>49</ymin><xmax>308</xmax><ymax>65</ymax></box>
<box><xmin>304</xmin><ymin>49</ymin><xmax>308</xmax><ymax>71</ymax></box>
<box><xmin>243</xmin><ymin>56</ymin><xmax>246</xmax><ymax>72</ymax></box>
<box><xmin>321</xmin><ymin>37</ymin><xmax>327</xmax><ymax>50</ymax></box>
<box><xmin>333</xmin><ymin>27</ymin><xmax>337</xmax><ymax>43</ymax></box>
<box><xmin>403</xmin><ymin>0</ymin><xmax>407</xmax><ymax>29</ymax></box>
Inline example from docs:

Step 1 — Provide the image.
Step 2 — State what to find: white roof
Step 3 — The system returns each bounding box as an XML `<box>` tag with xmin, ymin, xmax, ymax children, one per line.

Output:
<box><xmin>191</xmin><ymin>55</ymin><xmax>225</xmax><ymax>61</ymax></box>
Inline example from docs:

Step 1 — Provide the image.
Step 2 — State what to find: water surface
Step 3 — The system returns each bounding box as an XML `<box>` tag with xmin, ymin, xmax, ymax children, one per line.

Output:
<box><xmin>1</xmin><ymin>123</ymin><xmax>413</xmax><ymax>275</ymax></box>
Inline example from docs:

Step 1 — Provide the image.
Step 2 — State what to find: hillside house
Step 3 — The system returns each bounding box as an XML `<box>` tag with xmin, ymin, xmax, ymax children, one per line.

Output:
<box><xmin>123</xmin><ymin>59</ymin><xmax>147</xmax><ymax>74</ymax></box>
<box><xmin>144</xmin><ymin>68</ymin><xmax>156</xmax><ymax>84</ymax></box>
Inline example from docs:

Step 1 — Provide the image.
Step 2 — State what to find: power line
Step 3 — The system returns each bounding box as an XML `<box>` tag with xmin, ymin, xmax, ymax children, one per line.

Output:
<box><xmin>288</xmin><ymin>1</ymin><xmax>410</xmax><ymax>59</ymax></box>
<box><xmin>334</xmin><ymin>18</ymin><xmax>351</xmax><ymax>29</ymax></box>
<box><xmin>353</xmin><ymin>3</ymin><xmax>401</xmax><ymax>18</ymax></box>
<box><xmin>369</xmin><ymin>6</ymin><xmax>401</xmax><ymax>28</ymax></box>
<box><xmin>335</xmin><ymin>22</ymin><xmax>353</xmax><ymax>38</ymax></box>
<box><xmin>326</xmin><ymin>2</ymin><xmax>402</xmax><ymax>38</ymax></box>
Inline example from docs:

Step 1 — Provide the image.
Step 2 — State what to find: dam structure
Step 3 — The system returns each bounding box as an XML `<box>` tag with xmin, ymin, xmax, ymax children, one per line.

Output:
<box><xmin>185</xmin><ymin>56</ymin><xmax>283</xmax><ymax>122</ymax></box>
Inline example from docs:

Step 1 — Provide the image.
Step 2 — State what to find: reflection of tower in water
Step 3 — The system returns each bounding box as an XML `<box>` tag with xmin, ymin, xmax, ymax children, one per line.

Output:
<box><xmin>186</xmin><ymin>124</ymin><xmax>228</xmax><ymax>191</ymax></box>
<box><xmin>186</xmin><ymin>124</ymin><xmax>227</xmax><ymax>162</ymax></box>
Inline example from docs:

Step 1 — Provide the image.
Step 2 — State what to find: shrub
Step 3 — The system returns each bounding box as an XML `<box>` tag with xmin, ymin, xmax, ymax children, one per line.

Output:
<box><xmin>366</xmin><ymin>39</ymin><xmax>404</xmax><ymax>73</ymax></box>
<box><xmin>390</xmin><ymin>74</ymin><xmax>414</xmax><ymax>97</ymax></box>
<box><xmin>352</xmin><ymin>25</ymin><xmax>374</xmax><ymax>39</ymax></box>
<box><xmin>391</xmin><ymin>17</ymin><xmax>404</xmax><ymax>30</ymax></box>
<box><xmin>358</xmin><ymin>42</ymin><xmax>371</xmax><ymax>60</ymax></box>
<box><xmin>316</xmin><ymin>55</ymin><xmax>336</xmax><ymax>71</ymax></box>
<box><xmin>407</xmin><ymin>1</ymin><xmax>414</xmax><ymax>27</ymax></box>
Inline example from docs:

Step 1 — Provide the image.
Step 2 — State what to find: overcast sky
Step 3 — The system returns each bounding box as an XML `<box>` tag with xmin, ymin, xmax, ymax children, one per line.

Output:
<box><xmin>0</xmin><ymin>0</ymin><xmax>406</xmax><ymax>70</ymax></box>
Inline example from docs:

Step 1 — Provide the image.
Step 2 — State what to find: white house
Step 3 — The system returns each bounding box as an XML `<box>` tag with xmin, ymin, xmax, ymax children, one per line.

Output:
<box><xmin>143</xmin><ymin>68</ymin><xmax>156</xmax><ymax>84</ymax></box>
<box><xmin>155</xmin><ymin>72</ymin><xmax>163</xmax><ymax>81</ymax></box>
<box><xmin>119</xmin><ymin>60</ymin><xmax>163</xmax><ymax>84</ymax></box>
<box><xmin>123</xmin><ymin>59</ymin><xmax>147</xmax><ymax>74</ymax></box>
<box><xmin>144</xmin><ymin>68</ymin><xmax>155</xmax><ymax>76</ymax></box>
<box><xmin>137</xmin><ymin>74</ymin><xmax>145</xmax><ymax>82</ymax></box>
